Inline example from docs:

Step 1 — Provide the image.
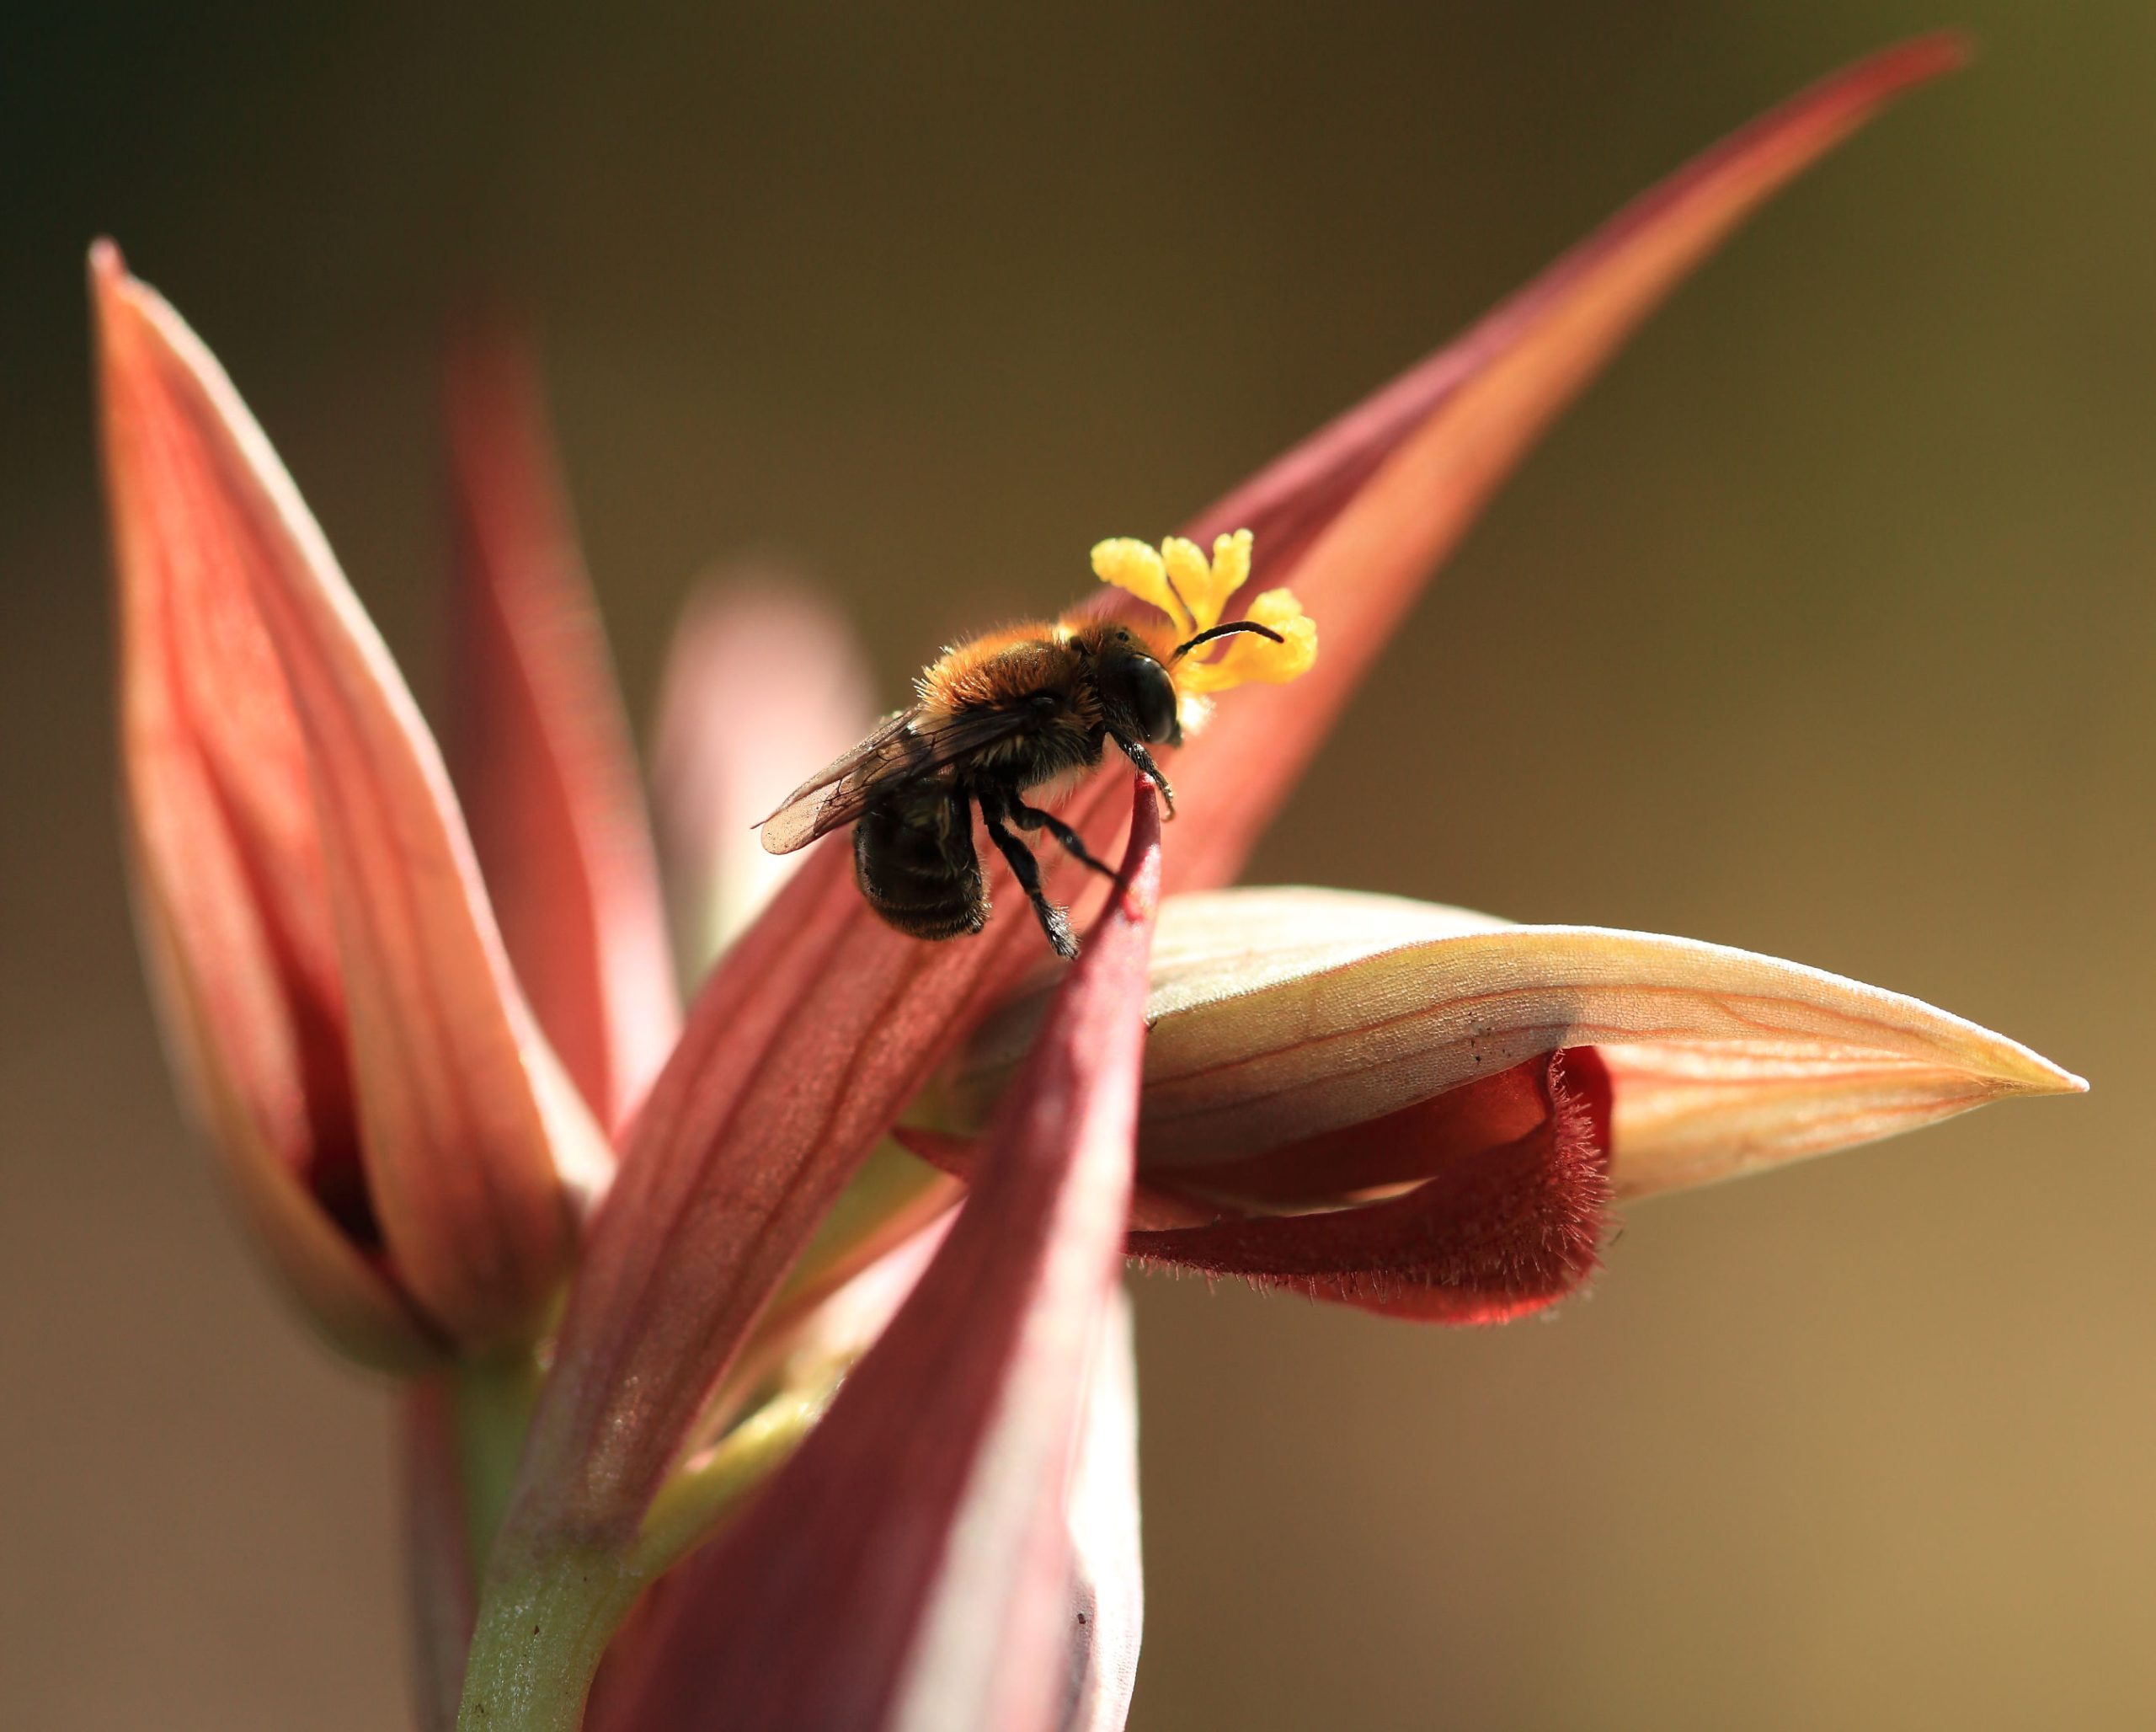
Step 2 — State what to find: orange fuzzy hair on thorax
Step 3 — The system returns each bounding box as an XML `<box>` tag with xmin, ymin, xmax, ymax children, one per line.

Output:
<box><xmin>913</xmin><ymin>617</ymin><xmax>1175</xmax><ymax>721</ymax></box>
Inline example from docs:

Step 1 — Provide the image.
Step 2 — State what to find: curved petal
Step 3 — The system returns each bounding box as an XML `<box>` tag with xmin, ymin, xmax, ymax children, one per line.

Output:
<box><xmin>947</xmin><ymin>887</ymin><xmax>2081</xmax><ymax>1318</ymax></box>
<box><xmin>445</xmin><ymin>321</ymin><xmax>679</xmax><ymax>1132</ymax></box>
<box><xmin>1599</xmin><ymin>1035</ymin><xmax>2088</xmax><ymax>1198</ymax></box>
<box><xmin>577</xmin><ymin>786</ymin><xmax>1162</xmax><ymax>1732</ymax></box>
<box><xmin>1124</xmin><ymin>910</ymin><xmax>2084</xmax><ymax>1179</ymax></box>
<box><xmin>96</xmin><ymin>245</ymin><xmax>608</xmax><ymax>1355</ymax></box>
<box><xmin>961</xmin><ymin>888</ymin><xmax>2082</xmax><ymax>1198</ymax></box>
<box><xmin>646</xmin><ymin>577</ymin><xmax>952</xmax><ymax>1336</ymax></box>
<box><xmin>100</xmin><ymin>249</ymin><xmax>426</xmax><ymax>1363</ymax></box>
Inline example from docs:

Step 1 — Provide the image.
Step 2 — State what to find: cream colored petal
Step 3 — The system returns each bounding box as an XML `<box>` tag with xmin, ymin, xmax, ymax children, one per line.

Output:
<box><xmin>959</xmin><ymin>888</ymin><xmax>2085</xmax><ymax>1194</ymax></box>
<box><xmin>1149</xmin><ymin>886</ymin><xmax>1512</xmax><ymax>1010</ymax></box>
<box><xmin>1597</xmin><ymin>1035</ymin><xmax>2082</xmax><ymax>1197</ymax></box>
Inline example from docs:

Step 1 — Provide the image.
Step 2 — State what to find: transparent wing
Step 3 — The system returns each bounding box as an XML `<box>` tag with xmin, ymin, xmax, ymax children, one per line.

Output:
<box><xmin>757</xmin><ymin>705</ymin><xmax>1035</xmax><ymax>854</ymax></box>
<box><xmin>758</xmin><ymin>712</ymin><xmax>920</xmax><ymax>854</ymax></box>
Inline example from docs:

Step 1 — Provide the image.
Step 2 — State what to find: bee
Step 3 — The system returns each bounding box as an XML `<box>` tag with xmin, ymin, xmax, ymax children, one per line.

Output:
<box><xmin>757</xmin><ymin>610</ymin><xmax>1283</xmax><ymax>957</ymax></box>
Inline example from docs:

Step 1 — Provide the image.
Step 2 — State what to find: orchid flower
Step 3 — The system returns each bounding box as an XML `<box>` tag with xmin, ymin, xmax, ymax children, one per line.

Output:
<box><xmin>94</xmin><ymin>35</ymin><xmax>2083</xmax><ymax>1732</ymax></box>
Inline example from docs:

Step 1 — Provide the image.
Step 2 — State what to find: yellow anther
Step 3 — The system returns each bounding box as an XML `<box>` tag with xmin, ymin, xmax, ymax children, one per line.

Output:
<box><xmin>1177</xmin><ymin>586</ymin><xmax>1317</xmax><ymax>692</ymax></box>
<box><xmin>1091</xmin><ymin>528</ymin><xmax>1315</xmax><ymax>703</ymax></box>
<box><xmin>1090</xmin><ymin>538</ymin><xmax>1192</xmax><ymax>636</ymax></box>
<box><xmin>1160</xmin><ymin>532</ymin><xmax>1255</xmax><ymax>637</ymax></box>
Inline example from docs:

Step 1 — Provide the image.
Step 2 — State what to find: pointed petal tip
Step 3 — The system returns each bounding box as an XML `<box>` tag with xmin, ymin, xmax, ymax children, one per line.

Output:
<box><xmin>88</xmin><ymin>241</ymin><xmax>150</xmax><ymax>361</ymax></box>
<box><xmin>88</xmin><ymin>237</ymin><xmax>125</xmax><ymax>291</ymax></box>
<box><xmin>1991</xmin><ymin>1045</ymin><xmax>2087</xmax><ymax>1099</ymax></box>
<box><xmin>89</xmin><ymin>243</ymin><xmax>173</xmax><ymax>339</ymax></box>
<box><xmin>1860</xmin><ymin>992</ymin><xmax>2084</xmax><ymax>1101</ymax></box>
<box><xmin>1872</xmin><ymin>29</ymin><xmax>1973</xmax><ymax>83</ymax></box>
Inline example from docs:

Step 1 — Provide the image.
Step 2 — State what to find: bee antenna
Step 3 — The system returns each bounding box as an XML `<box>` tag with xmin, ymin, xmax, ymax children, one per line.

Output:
<box><xmin>1168</xmin><ymin>619</ymin><xmax>1285</xmax><ymax>665</ymax></box>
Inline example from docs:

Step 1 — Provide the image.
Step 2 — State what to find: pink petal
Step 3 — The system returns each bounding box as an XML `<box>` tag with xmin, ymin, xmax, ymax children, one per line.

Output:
<box><xmin>398</xmin><ymin>1378</ymin><xmax>474</xmax><ymax>1732</ymax></box>
<box><xmin>498</xmin><ymin>39</ymin><xmax>1955</xmax><ymax>1546</ymax></box>
<box><xmin>592</xmin><ymin>785</ymin><xmax>1161</xmax><ymax>1732</ymax></box>
<box><xmin>445</xmin><ymin>323</ymin><xmax>680</xmax><ymax>1133</ymax></box>
<box><xmin>1127</xmin><ymin>1050</ymin><xmax>1613</xmax><ymax>1324</ymax></box>
<box><xmin>100</xmin><ymin>252</ymin><xmax>423</xmax><ymax>1363</ymax></box>
<box><xmin>649</xmin><ymin>576</ymin><xmax>875</xmax><ymax>974</ymax></box>
<box><xmin>1060</xmin><ymin>1293</ymin><xmax>1144</xmax><ymax>1732</ymax></box>
<box><xmin>97</xmin><ymin>245</ymin><xmax>607</xmax><ymax>1355</ymax></box>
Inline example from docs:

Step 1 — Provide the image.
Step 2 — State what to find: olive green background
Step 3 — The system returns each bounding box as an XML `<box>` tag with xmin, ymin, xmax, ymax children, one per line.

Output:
<box><xmin>3</xmin><ymin>3</ymin><xmax>2149</xmax><ymax>1727</ymax></box>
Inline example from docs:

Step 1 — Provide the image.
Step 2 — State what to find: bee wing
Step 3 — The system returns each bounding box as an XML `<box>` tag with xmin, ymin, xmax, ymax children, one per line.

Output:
<box><xmin>757</xmin><ymin>711</ymin><xmax>920</xmax><ymax>854</ymax></box>
<box><xmin>756</xmin><ymin>704</ymin><xmax>1034</xmax><ymax>854</ymax></box>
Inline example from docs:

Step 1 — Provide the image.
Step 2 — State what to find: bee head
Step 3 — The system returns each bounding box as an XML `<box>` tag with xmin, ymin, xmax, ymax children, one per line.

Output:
<box><xmin>1094</xmin><ymin>629</ymin><xmax>1183</xmax><ymax>747</ymax></box>
<box><xmin>1087</xmin><ymin>617</ymin><xmax>1289</xmax><ymax>751</ymax></box>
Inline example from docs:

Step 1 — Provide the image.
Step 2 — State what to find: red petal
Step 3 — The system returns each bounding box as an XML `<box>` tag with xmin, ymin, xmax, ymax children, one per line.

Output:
<box><xmin>398</xmin><ymin>1378</ymin><xmax>474</xmax><ymax>1732</ymax></box>
<box><xmin>99</xmin><ymin>248</ymin><xmax>424</xmax><ymax>1361</ymax></box>
<box><xmin>593</xmin><ymin>786</ymin><xmax>1161</xmax><ymax>1732</ymax></box>
<box><xmin>499</xmin><ymin>39</ymin><xmax>1955</xmax><ymax>1544</ymax></box>
<box><xmin>97</xmin><ymin>248</ymin><xmax>606</xmax><ymax>1352</ymax></box>
<box><xmin>1147</xmin><ymin>1055</ymin><xmax>1558</xmax><ymax>1210</ymax></box>
<box><xmin>1127</xmin><ymin>1050</ymin><xmax>1614</xmax><ymax>1324</ymax></box>
<box><xmin>446</xmin><ymin>323</ymin><xmax>679</xmax><ymax>1134</ymax></box>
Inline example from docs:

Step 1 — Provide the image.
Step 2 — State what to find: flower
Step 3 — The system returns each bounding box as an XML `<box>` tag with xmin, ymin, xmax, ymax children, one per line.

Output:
<box><xmin>928</xmin><ymin>888</ymin><xmax>2081</xmax><ymax>1321</ymax></box>
<box><xmin>93</xmin><ymin>31</ymin><xmax>2078</xmax><ymax>1732</ymax></box>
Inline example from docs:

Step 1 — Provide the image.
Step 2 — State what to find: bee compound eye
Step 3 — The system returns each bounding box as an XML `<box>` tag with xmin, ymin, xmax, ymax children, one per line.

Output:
<box><xmin>1131</xmin><ymin>659</ymin><xmax>1177</xmax><ymax>745</ymax></box>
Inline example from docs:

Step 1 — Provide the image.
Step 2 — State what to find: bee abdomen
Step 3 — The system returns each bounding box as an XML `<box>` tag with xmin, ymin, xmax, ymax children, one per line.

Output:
<box><xmin>853</xmin><ymin>798</ymin><xmax>987</xmax><ymax>942</ymax></box>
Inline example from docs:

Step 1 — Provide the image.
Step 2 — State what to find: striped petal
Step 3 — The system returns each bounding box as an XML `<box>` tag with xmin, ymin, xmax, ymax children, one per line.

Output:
<box><xmin>445</xmin><ymin>321</ymin><xmax>679</xmax><ymax>1134</ymax></box>
<box><xmin>97</xmin><ymin>245</ymin><xmax>608</xmax><ymax>1361</ymax></box>
<box><xmin>963</xmin><ymin>887</ymin><xmax>2084</xmax><ymax>1205</ymax></box>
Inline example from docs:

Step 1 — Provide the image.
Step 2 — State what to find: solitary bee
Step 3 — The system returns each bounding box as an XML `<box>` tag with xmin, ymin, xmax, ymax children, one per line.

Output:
<box><xmin>757</xmin><ymin>608</ymin><xmax>1285</xmax><ymax>958</ymax></box>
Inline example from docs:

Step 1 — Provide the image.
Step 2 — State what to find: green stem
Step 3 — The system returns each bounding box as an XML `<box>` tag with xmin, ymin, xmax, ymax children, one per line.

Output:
<box><xmin>451</xmin><ymin>1350</ymin><xmax>545</xmax><ymax>1574</ymax></box>
<box><xmin>451</xmin><ymin>1391</ymin><xmax>821</xmax><ymax>1729</ymax></box>
<box><xmin>455</xmin><ymin>1542</ymin><xmax>643</xmax><ymax>1732</ymax></box>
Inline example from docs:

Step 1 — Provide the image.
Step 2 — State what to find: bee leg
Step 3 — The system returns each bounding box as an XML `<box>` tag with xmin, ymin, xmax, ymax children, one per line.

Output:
<box><xmin>1104</xmin><ymin>728</ymin><xmax>1177</xmax><ymax>817</ymax></box>
<box><xmin>978</xmin><ymin>792</ymin><xmax>1078</xmax><ymax>960</ymax></box>
<box><xmin>1006</xmin><ymin>797</ymin><xmax>1118</xmax><ymax>881</ymax></box>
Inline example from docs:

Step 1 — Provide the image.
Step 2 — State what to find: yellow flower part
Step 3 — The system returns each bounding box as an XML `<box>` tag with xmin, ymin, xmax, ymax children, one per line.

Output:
<box><xmin>1089</xmin><ymin>537</ymin><xmax>1192</xmax><ymax>636</ymax></box>
<box><xmin>1159</xmin><ymin>531</ymin><xmax>1251</xmax><ymax>636</ymax></box>
<box><xmin>1176</xmin><ymin>587</ymin><xmax>1318</xmax><ymax>692</ymax></box>
<box><xmin>1089</xmin><ymin>527</ymin><xmax>1317</xmax><ymax>698</ymax></box>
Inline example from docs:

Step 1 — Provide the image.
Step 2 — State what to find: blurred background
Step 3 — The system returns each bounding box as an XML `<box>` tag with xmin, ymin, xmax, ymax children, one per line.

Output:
<box><xmin>3</xmin><ymin>3</ymin><xmax>2150</xmax><ymax>1727</ymax></box>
